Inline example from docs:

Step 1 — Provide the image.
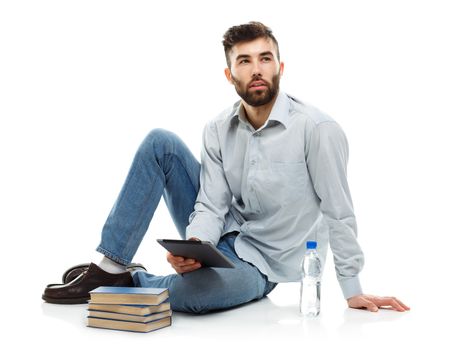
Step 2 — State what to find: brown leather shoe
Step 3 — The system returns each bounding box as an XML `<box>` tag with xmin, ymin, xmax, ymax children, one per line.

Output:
<box><xmin>62</xmin><ymin>262</ymin><xmax>147</xmax><ymax>284</ymax></box>
<box><xmin>42</xmin><ymin>263</ymin><xmax>134</xmax><ymax>304</ymax></box>
<box><xmin>62</xmin><ymin>263</ymin><xmax>90</xmax><ymax>284</ymax></box>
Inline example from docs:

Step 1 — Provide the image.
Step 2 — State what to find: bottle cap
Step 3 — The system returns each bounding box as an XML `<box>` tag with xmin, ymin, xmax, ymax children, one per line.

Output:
<box><xmin>306</xmin><ymin>241</ymin><xmax>317</xmax><ymax>249</ymax></box>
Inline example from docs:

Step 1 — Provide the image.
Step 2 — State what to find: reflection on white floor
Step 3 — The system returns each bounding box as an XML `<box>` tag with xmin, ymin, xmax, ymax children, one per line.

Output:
<box><xmin>33</xmin><ymin>282</ymin><xmax>430</xmax><ymax>350</ymax></box>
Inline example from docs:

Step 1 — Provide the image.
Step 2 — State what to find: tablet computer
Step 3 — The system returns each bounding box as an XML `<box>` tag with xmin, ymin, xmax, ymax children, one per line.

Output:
<box><xmin>156</xmin><ymin>239</ymin><xmax>235</xmax><ymax>268</ymax></box>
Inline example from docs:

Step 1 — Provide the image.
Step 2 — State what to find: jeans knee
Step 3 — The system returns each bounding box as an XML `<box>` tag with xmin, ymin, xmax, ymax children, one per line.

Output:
<box><xmin>138</xmin><ymin>128</ymin><xmax>178</xmax><ymax>159</ymax></box>
<box><xmin>168</xmin><ymin>279</ymin><xmax>211</xmax><ymax>314</ymax></box>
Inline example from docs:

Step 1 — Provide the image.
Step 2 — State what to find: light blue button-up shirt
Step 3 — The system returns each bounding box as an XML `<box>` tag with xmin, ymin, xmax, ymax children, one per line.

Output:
<box><xmin>186</xmin><ymin>91</ymin><xmax>364</xmax><ymax>299</ymax></box>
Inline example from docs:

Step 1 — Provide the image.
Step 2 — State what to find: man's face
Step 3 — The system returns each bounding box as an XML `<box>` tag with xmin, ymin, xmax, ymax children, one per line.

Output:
<box><xmin>225</xmin><ymin>37</ymin><xmax>284</xmax><ymax>107</ymax></box>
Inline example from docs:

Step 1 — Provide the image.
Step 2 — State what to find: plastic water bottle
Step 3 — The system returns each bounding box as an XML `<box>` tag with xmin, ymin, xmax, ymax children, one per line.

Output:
<box><xmin>300</xmin><ymin>241</ymin><xmax>321</xmax><ymax>317</ymax></box>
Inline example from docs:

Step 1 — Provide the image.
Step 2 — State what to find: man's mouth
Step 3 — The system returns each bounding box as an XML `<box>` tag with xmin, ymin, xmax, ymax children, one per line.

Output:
<box><xmin>248</xmin><ymin>80</ymin><xmax>268</xmax><ymax>90</ymax></box>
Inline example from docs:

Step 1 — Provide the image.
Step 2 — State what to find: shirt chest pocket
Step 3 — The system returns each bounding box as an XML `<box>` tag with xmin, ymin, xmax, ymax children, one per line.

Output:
<box><xmin>259</xmin><ymin>161</ymin><xmax>308</xmax><ymax>205</ymax></box>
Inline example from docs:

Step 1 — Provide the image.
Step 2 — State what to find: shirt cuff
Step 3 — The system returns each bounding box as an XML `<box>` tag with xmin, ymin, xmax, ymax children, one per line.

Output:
<box><xmin>185</xmin><ymin>230</ymin><xmax>216</xmax><ymax>245</ymax></box>
<box><xmin>185</xmin><ymin>222</ymin><xmax>221</xmax><ymax>246</ymax></box>
<box><xmin>339</xmin><ymin>276</ymin><xmax>363</xmax><ymax>300</ymax></box>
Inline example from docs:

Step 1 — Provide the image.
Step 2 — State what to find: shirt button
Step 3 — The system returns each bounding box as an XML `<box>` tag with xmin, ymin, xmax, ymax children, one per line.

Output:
<box><xmin>250</xmin><ymin>160</ymin><xmax>256</xmax><ymax>165</ymax></box>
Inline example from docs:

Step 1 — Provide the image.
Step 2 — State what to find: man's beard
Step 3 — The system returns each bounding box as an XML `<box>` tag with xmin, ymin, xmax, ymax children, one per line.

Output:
<box><xmin>231</xmin><ymin>73</ymin><xmax>281</xmax><ymax>107</ymax></box>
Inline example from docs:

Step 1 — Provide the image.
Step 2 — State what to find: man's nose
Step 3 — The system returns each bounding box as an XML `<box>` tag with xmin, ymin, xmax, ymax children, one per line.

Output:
<box><xmin>251</xmin><ymin>61</ymin><xmax>263</xmax><ymax>77</ymax></box>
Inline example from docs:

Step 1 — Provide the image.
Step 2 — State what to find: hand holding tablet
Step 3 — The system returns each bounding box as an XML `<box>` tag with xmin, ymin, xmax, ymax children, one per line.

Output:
<box><xmin>157</xmin><ymin>238</ymin><xmax>235</xmax><ymax>270</ymax></box>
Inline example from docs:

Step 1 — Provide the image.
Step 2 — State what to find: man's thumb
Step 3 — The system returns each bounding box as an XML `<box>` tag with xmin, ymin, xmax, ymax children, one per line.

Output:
<box><xmin>366</xmin><ymin>302</ymin><xmax>378</xmax><ymax>312</ymax></box>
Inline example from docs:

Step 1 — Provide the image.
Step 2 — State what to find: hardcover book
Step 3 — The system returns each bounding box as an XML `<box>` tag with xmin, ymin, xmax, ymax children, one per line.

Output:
<box><xmin>88</xmin><ymin>301</ymin><xmax>171</xmax><ymax>316</ymax></box>
<box><xmin>89</xmin><ymin>287</ymin><xmax>169</xmax><ymax>305</ymax></box>
<box><xmin>88</xmin><ymin>310</ymin><xmax>172</xmax><ymax>323</ymax></box>
<box><xmin>87</xmin><ymin>316</ymin><xmax>172</xmax><ymax>333</ymax></box>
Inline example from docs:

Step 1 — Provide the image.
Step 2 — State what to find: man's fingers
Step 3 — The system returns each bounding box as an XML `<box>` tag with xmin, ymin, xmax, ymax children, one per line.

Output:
<box><xmin>391</xmin><ymin>299</ymin><xmax>405</xmax><ymax>311</ymax></box>
<box><xmin>375</xmin><ymin>297</ymin><xmax>409</xmax><ymax>312</ymax></box>
<box><xmin>176</xmin><ymin>262</ymin><xmax>202</xmax><ymax>274</ymax></box>
<box><xmin>166</xmin><ymin>252</ymin><xmax>183</xmax><ymax>263</ymax></box>
<box><xmin>166</xmin><ymin>252</ymin><xmax>202</xmax><ymax>273</ymax></box>
<box><xmin>364</xmin><ymin>299</ymin><xmax>379</xmax><ymax>312</ymax></box>
<box><xmin>396</xmin><ymin>298</ymin><xmax>411</xmax><ymax>311</ymax></box>
<box><xmin>349</xmin><ymin>295</ymin><xmax>410</xmax><ymax>313</ymax></box>
<box><xmin>177</xmin><ymin>258</ymin><xmax>197</xmax><ymax>266</ymax></box>
<box><xmin>174</xmin><ymin>258</ymin><xmax>198</xmax><ymax>268</ymax></box>
<box><xmin>350</xmin><ymin>296</ymin><xmax>378</xmax><ymax>312</ymax></box>
<box><xmin>167</xmin><ymin>254</ymin><xmax>194</xmax><ymax>265</ymax></box>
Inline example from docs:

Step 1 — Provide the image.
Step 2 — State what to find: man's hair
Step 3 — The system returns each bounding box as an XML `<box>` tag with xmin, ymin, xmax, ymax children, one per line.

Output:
<box><xmin>222</xmin><ymin>21</ymin><xmax>280</xmax><ymax>68</ymax></box>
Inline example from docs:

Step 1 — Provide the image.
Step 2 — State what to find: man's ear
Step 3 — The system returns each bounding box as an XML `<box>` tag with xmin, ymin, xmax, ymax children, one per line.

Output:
<box><xmin>279</xmin><ymin>61</ymin><xmax>285</xmax><ymax>77</ymax></box>
<box><xmin>224</xmin><ymin>67</ymin><xmax>233</xmax><ymax>84</ymax></box>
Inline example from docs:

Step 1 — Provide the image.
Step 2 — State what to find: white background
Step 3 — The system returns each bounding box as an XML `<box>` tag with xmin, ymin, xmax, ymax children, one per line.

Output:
<box><xmin>1</xmin><ymin>0</ymin><xmax>450</xmax><ymax>348</ymax></box>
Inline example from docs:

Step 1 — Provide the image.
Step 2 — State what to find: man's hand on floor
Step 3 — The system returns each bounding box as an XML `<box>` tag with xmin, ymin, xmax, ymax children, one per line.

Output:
<box><xmin>347</xmin><ymin>294</ymin><xmax>410</xmax><ymax>312</ymax></box>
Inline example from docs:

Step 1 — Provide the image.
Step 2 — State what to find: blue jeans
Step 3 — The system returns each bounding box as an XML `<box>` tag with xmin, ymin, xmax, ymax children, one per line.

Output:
<box><xmin>96</xmin><ymin>129</ymin><xmax>277</xmax><ymax>313</ymax></box>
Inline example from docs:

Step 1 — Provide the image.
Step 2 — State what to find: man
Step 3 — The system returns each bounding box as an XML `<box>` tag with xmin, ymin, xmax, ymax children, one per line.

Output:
<box><xmin>43</xmin><ymin>22</ymin><xmax>409</xmax><ymax>314</ymax></box>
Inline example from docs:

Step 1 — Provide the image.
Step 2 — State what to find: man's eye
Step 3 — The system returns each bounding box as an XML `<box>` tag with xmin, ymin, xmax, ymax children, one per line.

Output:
<box><xmin>262</xmin><ymin>57</ymin><xmax>272</xmax><ymax>62</ymax></box>
<box><xmin>239</xmin><ymin>59</ymin><xmax>249</xmax><ymax>64</ymax></box>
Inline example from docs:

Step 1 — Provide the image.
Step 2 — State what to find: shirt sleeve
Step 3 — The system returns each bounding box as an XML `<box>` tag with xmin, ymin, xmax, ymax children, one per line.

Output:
<box><xmin>305</xmin><ymin>120</ymin><xmax>365</xmax><ymax>300</ymax></box>
<box><xmin>185</xmin><ymin>121</ymin><xmax>233</xmax><ymax>245</ymax></box>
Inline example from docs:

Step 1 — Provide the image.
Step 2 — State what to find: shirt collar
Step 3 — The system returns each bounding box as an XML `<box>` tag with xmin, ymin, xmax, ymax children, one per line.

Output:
<box><xmin>230</xmin><ymin>91</ymin><xmax>291</xmax><ymax>129</ymax></box>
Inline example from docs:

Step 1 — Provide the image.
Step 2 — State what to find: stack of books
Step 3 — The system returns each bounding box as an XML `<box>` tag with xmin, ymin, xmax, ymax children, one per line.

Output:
<box><xmin>87</xmin><ymin>286</ymin><xmax>172</xmax><ymax>333</ymax></box>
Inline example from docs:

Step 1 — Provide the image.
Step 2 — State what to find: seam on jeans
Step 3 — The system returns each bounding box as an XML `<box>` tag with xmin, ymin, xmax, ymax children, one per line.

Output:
<box><xmin>122</xmin><ymin>154</ymin><xmax>165</xmax><ymax>260</ymax></box>
<box><xmin>162</xmin><ymin>153</ymin><xmax>199</xmax><ymax>235</ymax></box>
<box><xmin>106</xmin><ymin>156</ymin><xmax>141</xmax><ymax>258</ymax></box>
<box><xmin>162</xmin><ymin>152</ymin><xmax>200</xmax><ymax>191</ymax></box>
